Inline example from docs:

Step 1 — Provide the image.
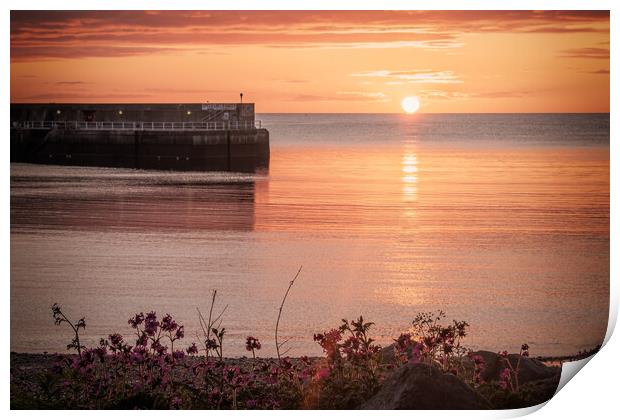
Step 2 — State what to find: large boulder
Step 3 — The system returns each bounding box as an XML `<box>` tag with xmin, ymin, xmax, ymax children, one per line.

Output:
<box><xmin>362</xmin><ymin>363</ymin><xmax>490</xmax><ymax>410</ymax></box>
<box><xmin>379</xmin><ymin>340</ymin><xmax>421</xmax><ymax>367</ymax></box>
<box><xmin>467</xmin><ymin>351</ymin><xmax>560</xmax><ymax>385</ymax></box>
<box><xmin>379</xmin><ymin>343</ymin><xmax>398</xmax><ymax>366</ymax></box>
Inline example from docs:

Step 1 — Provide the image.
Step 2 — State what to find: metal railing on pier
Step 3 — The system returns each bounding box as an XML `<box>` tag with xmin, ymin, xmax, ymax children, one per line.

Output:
<box><xmin>11</xmin><ymin>120</ymin><xmax>262</xmax><ymax>131</ymax></box>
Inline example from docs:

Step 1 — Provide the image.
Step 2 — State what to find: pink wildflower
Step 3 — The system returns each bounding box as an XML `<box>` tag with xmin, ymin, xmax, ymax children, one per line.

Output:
<box><xmin>521</xmin><ymin>343</ymin><xmax>530</xmax><ymax>357</ymax></box>
<box><xmin>186</xmin><ymin>343</ymin><xmax>198</xmax><ymax>355</ymax></box>
<box><xmin>499</xmin><ymin>367</ymin><xmax>511</xmax><ymax>390</ymax></box>
<box><xmin>315</xmin><ymin>367</ymin><xmax>330</xmax><ymax>381</ymax></box>
<box><xmin>245</xmin><ymin>336</ymin><xmax>261</xmax><ymax>352</ymax></box>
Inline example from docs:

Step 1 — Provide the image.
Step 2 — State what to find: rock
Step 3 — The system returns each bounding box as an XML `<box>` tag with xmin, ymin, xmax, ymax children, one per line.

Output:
<box><xmin>379</xmin><ymin>340</ymin><xmax>421</xmax><ymax>366</ymax></box>
<box><xmin>468</xmin><ymin>351</ymin><xmax>560</xmax><ymax>385</ymax></box>
<box><xmin>379</xmin><ymin>343</ymin><xmax>398</xmax><ymax>365</ymax></box>
<box><xmin>362</xmin><ymin>362</ymin><xmax>490</xmax><ymax>409</ymax></box>
<box><xmin>520</xmin><ymin>376</ymin><xmax>561</xmax><ymax>406</ymax></box>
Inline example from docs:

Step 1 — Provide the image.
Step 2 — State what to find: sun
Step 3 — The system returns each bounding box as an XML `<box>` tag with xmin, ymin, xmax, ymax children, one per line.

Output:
<box><xmin>401</xmin><ymin>96</ymin><xmax>420</xmax><ymax>114</ymax></box>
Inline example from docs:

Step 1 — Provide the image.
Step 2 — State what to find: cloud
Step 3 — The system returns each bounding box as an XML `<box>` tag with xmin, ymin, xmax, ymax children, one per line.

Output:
<box><xmin>14</xmin><ymin>92</ymin><xmax>153</xmax><ymax>101</ymax></box>
<box><xmin>10</xmin><ymin>10</ymin><xmax>609</xmax><ymax>61</ymax></box>
<box><xmin>290</xmin><ymin>94</ymin><xmax>330</xmax><ymax>102</ymax></box>
<box><xmin>587</xmin><ymin>68</ymin><xmax>610</xmax><ymax>74</ymax></box>
<box><xmin>289</xmin><ymin>91</ymin><xmax>388</xmax><ymax>102</ymax></box>
<box><xmin>10</xmin><ymin>10</ymin><xmax>609</xmax><ymax>35</ymax></box>
<box><xmin>471</xmin><ymin>91</ymin><xmax>531</xmax><ymax>98</ymax></box>
<box><xmin>418</xmin><ymin>89</ymin><xmax>469</xmax><ymax>99</ymax></box>
<box><xmin>558</xmin><ymin>47</ymin><xmax>609</xmax><ymax>59</ymax></box>
<box><xmin>276</xmin><ymin>79</ymin><xmax>312</xmax><ymax>84</ymax></box>
<box><xmin>417</xmin><ymin>89</ymin><xmax>535</xmax><ymax>100</ymax></box>
<box><xmin>10</xmin><ymin>45</ymin><xmax>179</xmax><ymax>61</ymax></box>
<box><xmin>147</xmin><ymin>87</ymin><xmax>231</xmax><ymax>94</ymax></box>
<box><xmin>352</xmin><ymin>69</ymin><xmax>463</xmax><ymax>84</ymax></box>
<box><xmin>53</xmin><ymin>80</ymin><xmax>88</xmax><ymax>85</ymax></box>
<box><xmin>337</xmin><ymin>91</ymin><xmax>389</xmax><ymax>101</ymax></box>
<box><xmin>269</xmin><ymin>39</ymin><xmax>465</xmax><ymax>50</ymax></box>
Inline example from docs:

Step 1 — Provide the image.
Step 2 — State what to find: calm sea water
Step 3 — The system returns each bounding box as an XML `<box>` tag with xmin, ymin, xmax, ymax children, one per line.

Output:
<box><xmin>10</xmin><ymin>113</ymin><xmax>610</xmax><ymax>357</ymax></box>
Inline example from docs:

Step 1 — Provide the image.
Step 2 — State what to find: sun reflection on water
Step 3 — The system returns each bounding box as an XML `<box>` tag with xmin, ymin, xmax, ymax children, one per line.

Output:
<box><xmin>401</xmin><ymin>152</ymin><xmax>418</xmax><ymax>202</ymax></box>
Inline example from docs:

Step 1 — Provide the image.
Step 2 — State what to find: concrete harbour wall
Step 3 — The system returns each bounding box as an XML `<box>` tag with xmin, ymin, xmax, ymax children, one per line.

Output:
<box><xmin>10</xmin><ymin>128</ymin><xmax>270</xmax><ymax>173</ymax></box>
<box><xmin>10</xmin><ymin>102</ymin><xmax>269</xmax><ymax>172</ymax></box>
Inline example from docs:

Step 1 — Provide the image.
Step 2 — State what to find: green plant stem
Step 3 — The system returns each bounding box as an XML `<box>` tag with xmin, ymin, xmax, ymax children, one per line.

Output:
<box><xmin>275</xmin><ymin>266</ymin><xmax>302</xmax><ymax>364</ymax></box>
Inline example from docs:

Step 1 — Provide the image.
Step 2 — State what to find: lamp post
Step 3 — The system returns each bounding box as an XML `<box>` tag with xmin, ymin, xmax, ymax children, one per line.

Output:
<box><xmin>238</xmin><ymin>93</ymin><xmax>244</xmax><ymax>128</ymax></box>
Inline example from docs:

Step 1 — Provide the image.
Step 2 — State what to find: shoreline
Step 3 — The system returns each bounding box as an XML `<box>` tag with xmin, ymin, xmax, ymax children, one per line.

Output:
<box><xmin>9</xmin><ymin>348</ymin><xmax>597</xmax><ymax>365</ymax></box>
<box><xmin>10</xmin><ymin>348</ymin><xmax>569</xmax><ymax>410</ymax></box>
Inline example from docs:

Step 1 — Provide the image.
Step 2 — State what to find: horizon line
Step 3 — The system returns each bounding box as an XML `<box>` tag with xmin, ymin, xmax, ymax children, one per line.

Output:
<box><xmin>8</xmin><ymin>103</ymin><xmax>610</xmax><ymax>115</ymax></box>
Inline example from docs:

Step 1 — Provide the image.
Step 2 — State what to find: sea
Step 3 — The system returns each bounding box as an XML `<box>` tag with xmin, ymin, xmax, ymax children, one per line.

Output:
<box><xmin>10</xmin><ymin>113</ymin><xmax>610</xmax><ymax>357</ymax></box>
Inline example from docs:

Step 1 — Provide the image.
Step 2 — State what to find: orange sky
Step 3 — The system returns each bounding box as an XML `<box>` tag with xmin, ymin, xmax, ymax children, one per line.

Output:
<box><xmin>10</xmin><ymin>10</ymin><xmax>610</xmax><ymax>113</ymax></box>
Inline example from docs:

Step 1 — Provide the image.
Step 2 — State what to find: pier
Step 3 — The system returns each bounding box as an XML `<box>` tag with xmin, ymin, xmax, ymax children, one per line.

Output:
<box><xmin>10</xmin><ymin>103</ymin><xmax>270</xmax><ymax>172</ymax></box>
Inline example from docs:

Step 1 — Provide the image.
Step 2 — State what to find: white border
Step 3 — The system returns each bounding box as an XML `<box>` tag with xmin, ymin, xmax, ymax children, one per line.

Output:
<box><xmin>4</xmin><ymin>1</ymin><xmax>617</xmax><ymax>419</ymax></box>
